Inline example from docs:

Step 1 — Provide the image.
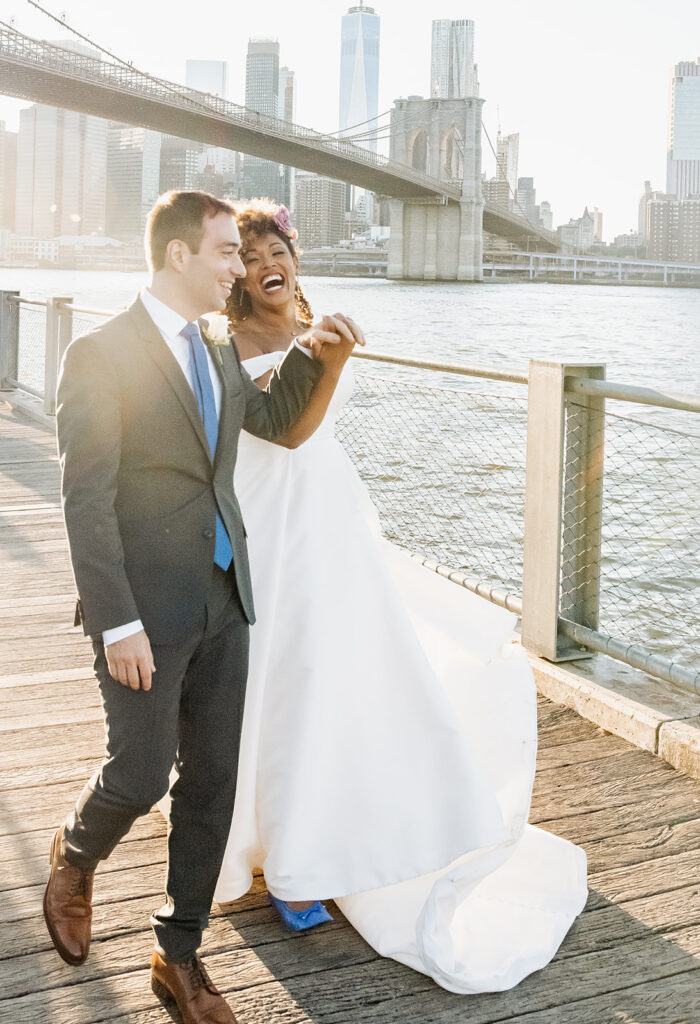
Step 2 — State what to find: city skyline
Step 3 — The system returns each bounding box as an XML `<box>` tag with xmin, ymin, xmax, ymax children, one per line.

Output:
<box><xmin>1</xmin><ymin>0</ymin><xmax>699</xmax><ymax>238</ymax></box>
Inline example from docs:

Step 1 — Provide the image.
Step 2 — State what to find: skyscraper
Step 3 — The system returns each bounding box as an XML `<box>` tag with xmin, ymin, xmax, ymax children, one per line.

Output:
<box><xmin>430</xmin><ymin>19</ymin><xmax>478</xmax><ymax>99</ymax></box>
<box><xmin>496</xmin><ymin>131</ymin><xmax>519</xmax><ymax>210</ymax></box>
<box><xmin>106</xmin><ymin>124</ymin><xmax>161</xmax><ymax>242</ymax></box>
<box><xmin>0</xmin><ymin>121</ymin><xmax>17</xmax><ymax>232</ymax></box>
<box><xmin>338</xmin><ymin>3</ymin><xmax>380</xmax><ymax>149</ymax></box>
<box><xmin>244</xmin><ymin>39</ymin><xmax>283</xmax><ymax>202</ymax></box>
<box><xmin>667</xmin><ymin>59</ymin><xmax>700</xmax><ymax>199</ymax></box>
<box><xmin>278</xmin><ymin>67</ymin><xmax>296</xmax><ymax>208</ymax></box>
<box><xmin>16</xmin><ymin>105</ymin><xmax>107</xmax><ymax>239</ymax></box>
<box><xmin>185</xmin><ymin>60</ymin><xmax>227</xmax><ymax>98</ymax></box>
<box><xmin>295</xmin><ymin>173</ymin><xmax>346</xmax><ymax>247</ymax></box>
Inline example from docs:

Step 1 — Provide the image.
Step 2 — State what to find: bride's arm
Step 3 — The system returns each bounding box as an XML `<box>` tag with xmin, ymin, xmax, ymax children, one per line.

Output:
<box><xmin>251</xmin><ymin>340</ymin><xmax>353</xmax><ymax>449</ymax></box>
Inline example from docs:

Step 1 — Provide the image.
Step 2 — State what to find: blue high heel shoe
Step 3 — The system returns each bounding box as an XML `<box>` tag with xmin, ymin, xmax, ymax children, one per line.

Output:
<box><xmin>269</xmin><ymin>893</ymin><xmax>333</xmax><ymax>931</ymax></box>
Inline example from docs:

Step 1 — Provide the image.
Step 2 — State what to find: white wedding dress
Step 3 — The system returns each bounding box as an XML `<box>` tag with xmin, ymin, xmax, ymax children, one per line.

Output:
<box><xmin>213</xmin><ymin>352</ymin><xmax>588</xmax><ymax>994</ymax></box>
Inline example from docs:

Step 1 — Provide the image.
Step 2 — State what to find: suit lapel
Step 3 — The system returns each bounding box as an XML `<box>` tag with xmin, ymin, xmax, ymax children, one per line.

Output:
<box><xmin>127</xmin><ymin>298</ymin><xmax>211</xmax><ymax>461</ymax></box>
<box><xmin>212</xmin><ymin>341</ymin><xmax>239</xmax><ymax>474</ymax></box>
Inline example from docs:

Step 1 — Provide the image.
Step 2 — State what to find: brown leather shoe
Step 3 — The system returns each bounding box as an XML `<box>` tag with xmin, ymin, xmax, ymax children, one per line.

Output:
<box><xmin>42</xmin><ymin>826</ymin><xmax>94</xmax><ymax>966</ymax></box>
<box><xmin>151</xmin><ymin>951</ymin><xmax>238</xmax><ymax>1024</ymax></box>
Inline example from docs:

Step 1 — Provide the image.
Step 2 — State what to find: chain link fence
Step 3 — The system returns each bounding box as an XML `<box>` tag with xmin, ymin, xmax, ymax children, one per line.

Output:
<box><xmin>599</xmin><ymin>412</ymin><xmax>698</xmax><ymax>669</ymax></box>
<box><xmin>16</xmin><ymin>302</ymin><xmax>46</xmax><ymax>396</ymax></box>
<box><xmin>337</xmin><ymin>373</ymin><xmax>527</xmax><ymax>594</ymax></box>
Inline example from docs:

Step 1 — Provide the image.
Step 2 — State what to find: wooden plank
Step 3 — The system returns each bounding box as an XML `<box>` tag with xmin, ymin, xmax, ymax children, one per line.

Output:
<box><xmin>582</xmin><ymin>815</ymin><xmax>700</xmax><ymax>872</ymax></box>
<box><xmin>586</xmin><ymin>848</ymin><xmax>700</xmax><ymax>908</ymax></box>
<box><xmin>4</xmin><ymin>922</ymin><xmax>699</xmax><ymax>1024</ymax></box>
<box><xmin>531</xmin><ymin>790</ymin><xmax>700</xmax><ymax>844</ymax></box>
<box><xmin>0</xmin><ymin>812</ymin><xmax>164</xmax><ymax>864</ymax></box>
<box><xmin>536</xmin><ymin>733</ymin><xmax>630</xmax><ymax>770</ymax></box>
<box><xmin>0</xmin><ymin>666</ymin><xmax>93</xmax><ymax>690</ymax></box>
<box><xmin>0</xmin><ymin>719</ymin><xmax>103</xmax><ymax>766</ymax></box>
<box><xmin>0</xmin><ymin>755</ymin><xmax>103</xmax><ymax>794</ymax></box>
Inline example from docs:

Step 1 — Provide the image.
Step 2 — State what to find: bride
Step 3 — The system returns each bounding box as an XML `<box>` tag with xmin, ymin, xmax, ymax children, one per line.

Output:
<box><xmin>213</xmin><ymin>199</ymin><xmax>588</xmax><ymax>994</ymax></box>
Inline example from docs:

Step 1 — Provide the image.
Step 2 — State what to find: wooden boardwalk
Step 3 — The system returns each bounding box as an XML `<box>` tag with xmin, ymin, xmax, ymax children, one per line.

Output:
<box><xmin>1</xmin><ymin>399</ymin><xmax>699</xmax><ymax>1024</ymax></box>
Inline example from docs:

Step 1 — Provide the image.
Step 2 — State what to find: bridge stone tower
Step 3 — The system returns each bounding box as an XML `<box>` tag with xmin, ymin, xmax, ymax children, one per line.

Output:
<box><xmin>387</xmin><ymin>96</ymin><xmax>484</xmax><ymax>281</ymax></box>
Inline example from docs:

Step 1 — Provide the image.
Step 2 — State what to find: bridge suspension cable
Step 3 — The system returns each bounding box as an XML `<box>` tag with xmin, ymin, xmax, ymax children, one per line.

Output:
<box><xmin>22</xmin><ymin>0</ymin><xmax>134</xmax><ymax>69</ymax></box>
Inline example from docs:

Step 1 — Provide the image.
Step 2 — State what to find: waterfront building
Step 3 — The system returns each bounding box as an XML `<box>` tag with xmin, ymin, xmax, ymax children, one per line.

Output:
<box><xmin>294</xmin><ymin>173</ymin><xmax>346</xmax><ymax>247</ymax></box>
<box><xmin>106</xmin><ymin>124</ymin><xmax>161</xmax><ymax>243</ymax></box>
<box><xmin>496</xmin><ymin>132</ymin><xmax>519</xmax><ymax>211</ymax></box>
<box><xmin>647</xmin><ymin>196</ymin><xmax>700</xmax><ymax>263</ymax></box>
<box><xmin>590</xmin><ymin>207</ymin><xmax>603</xmax><ymax>243</ymax></box>
<box><xmin>185</xmin><ymin>60</ymin><xmax>227</xmax><ymax>98</ymax></box>
<box><xmin>6</xmin><ymin>236</ymin><xmax>59</xmax><ymax>263</ymax></box>
<box><xmin>16</xmin><ymin>104</ymin><xmax>107</xmax><ymax>239</ymax></box>
<box><xmin>430</xmin><ymin>19</ymin><xmax>478</xmax><ymax>98</ymax></box>
<box><xmin>482</xmin><ymin>175</ymin><xmax>510</xmax><ymax>209</ymax></box>
<box><xmin>184</xmin><ymin>60</ymin><xmax>241</xmax><ymax>199</ymax></box>
<box><xmin>339</xmin><ymin>3</ymin><xmax>380</xmax><ymax>224</ymax></box>
<box><xmin>612</xmin><ymin>230</ymin><xmax>643</xmax><ymax>253</ymax></box>
<box><xmin>278</xmin><ymin>66</ymin><xmax>296</xmax><ymax>209</ymax></box>
<box><xmin>0</xmin><ymin>121</ymin><xmax>17</xmax><ymax>232</ymax></box>
<box><xmin>339</xmin><ymin>3</ymin><xmax>380</xmax><ymax>148</ymax></box>
<box><xmin>638</xmin><ymin>181</ymin><xmax>665</xmax><ymax>242</ymax></box>
<box><xmin>557</xmin><ymin>207</ymin><xmax>596</xmax><ymax>252</ymax></box>
<box><xmin>244</xmin><ymin>38</ymin><xmax>284</xmax><ymax>202</ymax></box>
<box><xmin>539</xmin><ymin>199</ymin><xmax>553</xmax><ymax>231</ymax></box>
<box><xmin>667</xmin><ymin>59</ymin><xmax>700</xmax><ymax>200</ymax></box>
<box><xmin>159</xmin><ymin>136</ymin><xmax>206</xmax><ymax>193</ymax></box>
<box><xmin>516</xmin><ymin>177</ymin><xmax>537</xmax><ymax>223</ymax></box>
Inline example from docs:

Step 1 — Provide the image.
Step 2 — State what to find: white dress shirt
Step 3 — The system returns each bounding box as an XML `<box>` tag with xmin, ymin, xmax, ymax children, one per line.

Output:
<box><xmin>102</xmin><ymin>289</ymin><xmax>312</xmax><ymax>647</ymax></box>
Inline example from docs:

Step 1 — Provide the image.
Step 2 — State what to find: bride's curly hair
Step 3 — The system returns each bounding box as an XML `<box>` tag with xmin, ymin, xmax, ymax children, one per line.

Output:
<box><xmin>226</xmin><ymin>197</ymin><xmax>313</xmax><ymax>328</ymax></box>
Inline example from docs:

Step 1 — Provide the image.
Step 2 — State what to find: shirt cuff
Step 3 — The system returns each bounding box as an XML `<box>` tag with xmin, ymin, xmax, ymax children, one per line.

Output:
<box><xmin>103</xmin><ymin>619</ymin><xmax>144</xmax><ymax>647</ymax></box>
<box><xmin>294</xmin><ymin>338</ymin><xmax>314</xmax><ymax>358</ymax></box>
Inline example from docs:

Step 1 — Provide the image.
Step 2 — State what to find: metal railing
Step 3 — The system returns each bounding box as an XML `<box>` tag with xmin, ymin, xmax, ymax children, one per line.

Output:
<box><xmin>1</xmin><ymin>291</ymin><xmax>698</xmax><ymax>694</ymax></box>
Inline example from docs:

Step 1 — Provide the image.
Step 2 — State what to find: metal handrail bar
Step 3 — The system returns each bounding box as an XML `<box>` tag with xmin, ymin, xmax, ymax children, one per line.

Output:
<box><xmin>411</xmin><ymin>555</ymin><xmax>523</xmax><ymax>614</ymax></box>
<box><xmin>9</xmin><ymin>296</ymin><xmax>47</xmax><ymax>308</ymax></box>
<box><xmin>414</xmin><ymin>555</ymin><xmax>700</xmax><ymax>695</ymax></box>
<box><xmin>12</xmin><ymin>297</ymin><xmax>700</xmax><ymax>413</ymax></box>
<box><xmin>352</xmin><ymin>349</ymin><xmax>530</xmax><ymax>385</ymax></box>
<box><xmin>4</xmin><ymin>376</ymin><xmax>43</xmax><ymax>399</ymax></box>
<box><xmin>63</xmin><ymin>303</ymin><xmax>115</xmax><ymax>317</ymax></box>
<box><xmin>566</xmin><ymin>376</ymin><xmax>700</xmax><ymax>414</ymax></box>
<box><xmin>490</xmin><ymin>251</ymin><xmax>700</xmax><ymax>272</ymax></box>
<box><xmin>558</xmin><ymin>618</ymin><xmax>700</xmax><ymax>695</ymax></box>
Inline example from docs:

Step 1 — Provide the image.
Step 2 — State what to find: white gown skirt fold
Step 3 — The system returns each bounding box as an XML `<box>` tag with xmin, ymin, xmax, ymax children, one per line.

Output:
<box><xmin>211</xmin><ymin>360</ymin><xmax>587</xmax><ymax>994</ymax></box>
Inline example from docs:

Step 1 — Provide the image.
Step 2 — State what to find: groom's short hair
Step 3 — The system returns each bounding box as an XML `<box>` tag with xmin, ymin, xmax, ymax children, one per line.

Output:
<box><xmin>146</xmin><ymin>190</ymin><xmax>236</xmax><ymax>271</ymax></box>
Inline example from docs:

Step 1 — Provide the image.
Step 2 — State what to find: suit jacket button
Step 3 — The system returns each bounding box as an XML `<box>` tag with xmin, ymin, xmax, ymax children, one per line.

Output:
<box><xmin>203</xmin><ymin>528</ymin><xmax>214</xmax><ymax>539</ymax></box>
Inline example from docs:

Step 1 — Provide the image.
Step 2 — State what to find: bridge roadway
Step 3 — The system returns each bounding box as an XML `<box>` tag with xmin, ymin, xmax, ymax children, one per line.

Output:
<box><xmin>0</xmin><ymin>24</ymin><xmax>558</xmax><ymax>252</ymax></box>
<box><xmin>1</xmin><ymin>401</ymin><xmax>700</xmax><ymax>1022</ymax></box>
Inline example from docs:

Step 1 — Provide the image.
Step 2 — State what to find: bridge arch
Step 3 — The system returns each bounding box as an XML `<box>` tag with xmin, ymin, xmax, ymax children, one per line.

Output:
<box><xmin>410</xmin><ymin>130</ymin><xmax>429</xmax><ymax>174</ymax></box>
<box><xmin>441</xmin><ymin>125</ymin><xmax>463</xmax><ymax>183</ymax></box>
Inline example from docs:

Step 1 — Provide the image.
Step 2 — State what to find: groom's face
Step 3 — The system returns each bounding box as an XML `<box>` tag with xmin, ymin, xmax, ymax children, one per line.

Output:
<box><xmin>184</xmin><ymin>212</ymin><xmax>246</xmax><ymax>314</ymax></box>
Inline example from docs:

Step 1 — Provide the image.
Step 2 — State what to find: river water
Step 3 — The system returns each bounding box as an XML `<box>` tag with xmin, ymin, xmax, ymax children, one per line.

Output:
<box><xmin>3</xmin><ymin>269</ymin><xmax>698</xmax><ymax>671</ymax></box>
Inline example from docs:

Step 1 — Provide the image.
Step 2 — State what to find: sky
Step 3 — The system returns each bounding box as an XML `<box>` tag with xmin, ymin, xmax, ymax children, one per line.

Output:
<box><xmin>1</xmin><ymin>0</ymin><xmax>699</xmax><ymax>239</ymax></box>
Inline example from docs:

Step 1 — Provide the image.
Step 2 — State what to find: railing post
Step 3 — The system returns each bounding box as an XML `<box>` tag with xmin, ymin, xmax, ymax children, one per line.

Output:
<box><xmin>44</xmin><ymin>296</ymin><xmax>72</xmax><ymax>415</ymax></box>
<box><xmin>521</xmin><ymin>360</ymin><xmax>606</xmax><ymax>661</ymax></box>
<box><xmin>0</xmin><ymin>290</ymin><xmax>20</xmax><ymax>391</ymax></box>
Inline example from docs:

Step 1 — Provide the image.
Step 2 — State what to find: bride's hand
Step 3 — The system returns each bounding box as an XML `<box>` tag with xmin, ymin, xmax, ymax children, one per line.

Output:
<box><xmin>297</xmin><ymin>314</ymin><xmax>365</xmax><ymax>363</ymax></box>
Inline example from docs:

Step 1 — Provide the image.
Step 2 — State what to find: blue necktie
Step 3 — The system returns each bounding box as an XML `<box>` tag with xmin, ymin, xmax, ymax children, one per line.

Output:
<box><xmin>180</xmin><ymin>322</ymin><xmax>233</xmax><ymax>571</ymax></box>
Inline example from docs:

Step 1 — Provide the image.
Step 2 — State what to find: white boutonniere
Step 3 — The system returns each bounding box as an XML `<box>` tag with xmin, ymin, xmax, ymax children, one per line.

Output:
<box><xmin>201</xmin><ymin>313</ymin><xmax>231</xmax><ymax>368</ymax></box>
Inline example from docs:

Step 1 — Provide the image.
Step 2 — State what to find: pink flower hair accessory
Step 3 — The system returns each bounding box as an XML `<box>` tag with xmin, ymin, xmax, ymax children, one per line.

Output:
<box><xmin>273</xmin><ymin>205</ymin><xmax>299</xmax><ymax>241</ymax></box>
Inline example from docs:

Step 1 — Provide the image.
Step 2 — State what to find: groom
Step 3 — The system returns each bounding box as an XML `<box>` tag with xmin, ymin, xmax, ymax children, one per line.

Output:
<box><xmin>46</xmin><ymin>190</ymin><xmax>352</xmax><ymax>1023</ymax></box>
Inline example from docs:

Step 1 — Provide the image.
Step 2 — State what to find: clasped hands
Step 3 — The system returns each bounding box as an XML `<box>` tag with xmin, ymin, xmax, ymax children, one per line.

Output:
<box><xmin>296</xmin><ymin>313</ymin><xmax>366</xmax><ymax>365</ymax></box>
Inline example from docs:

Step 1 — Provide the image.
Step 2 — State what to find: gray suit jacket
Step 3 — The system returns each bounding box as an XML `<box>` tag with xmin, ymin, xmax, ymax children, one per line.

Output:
<box><xmin>56</xmin><ymin>296</ymin><xmax>321</xmax><ymax>641</ymax></box>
